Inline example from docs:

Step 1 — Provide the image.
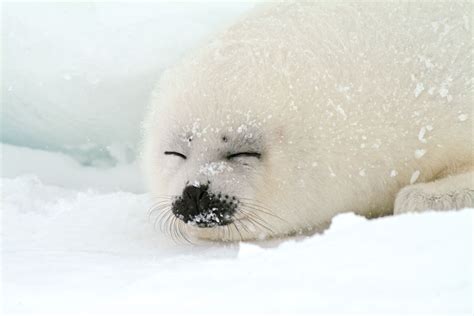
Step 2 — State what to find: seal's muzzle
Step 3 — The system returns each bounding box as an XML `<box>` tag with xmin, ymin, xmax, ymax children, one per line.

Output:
<box><xmin>172</xmin><ymin>185</ymin><xmax>236</xmax><ymax>227</ymax></box>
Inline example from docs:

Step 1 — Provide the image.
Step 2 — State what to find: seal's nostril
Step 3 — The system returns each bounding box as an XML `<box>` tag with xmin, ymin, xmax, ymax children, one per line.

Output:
<box><xmin>185</xmin><ymin>190</ymin><xmax>193</xmax><ymax>200</ymax></box>
<box><xmin>182</xmin><ymin>185</ymin><xmax>209</xmax><ymax>210</ymax></box>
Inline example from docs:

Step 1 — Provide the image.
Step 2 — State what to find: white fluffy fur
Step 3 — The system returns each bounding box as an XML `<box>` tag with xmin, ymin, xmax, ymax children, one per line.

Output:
<box><xmin>142</xmin><ymin>2</ymin><xmax>473</xmax><ymax>241</ymax></box>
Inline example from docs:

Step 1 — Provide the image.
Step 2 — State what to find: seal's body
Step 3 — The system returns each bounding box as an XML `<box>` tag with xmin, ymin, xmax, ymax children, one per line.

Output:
<box><xmin>142</xmin><ymin>2</ymin><xmax>473</xmax><ymax>241</ymax></box>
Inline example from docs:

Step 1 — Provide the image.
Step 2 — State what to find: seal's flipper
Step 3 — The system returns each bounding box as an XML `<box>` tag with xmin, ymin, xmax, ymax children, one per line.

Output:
<box><xmin>394</xmin><ymin>170</ymin><xmax>474</xmax><ymax>214</ymax></box>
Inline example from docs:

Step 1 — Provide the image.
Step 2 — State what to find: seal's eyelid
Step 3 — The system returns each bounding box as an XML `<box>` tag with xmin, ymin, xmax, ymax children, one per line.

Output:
<box><xmin>164</xmin><ymin>151</ymin><xmax>187</xmax><ymax>159</ymax></box>
<box><xmin>227</xmin><ymin>152</ymin><xmax>261</xmax><ymax>160</ymax></box>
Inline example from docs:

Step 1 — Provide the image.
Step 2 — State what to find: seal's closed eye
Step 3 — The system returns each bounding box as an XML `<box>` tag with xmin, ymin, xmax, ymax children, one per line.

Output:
<box><xmin>164</xmin><ymin>151</ymin><xmax>187</xmax><ymax>159</ymax></box>
<box><xmin>227</xmin><ymin>152</ymin><xmax>261</xmax><ymax>160</ymax></box>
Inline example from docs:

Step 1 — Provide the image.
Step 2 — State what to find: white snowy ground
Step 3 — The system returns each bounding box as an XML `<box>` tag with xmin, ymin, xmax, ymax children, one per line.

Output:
<box><xmin>1</xmin><ymin>144</ymin><xmax>472</xmax><ymax>315</ymax></box>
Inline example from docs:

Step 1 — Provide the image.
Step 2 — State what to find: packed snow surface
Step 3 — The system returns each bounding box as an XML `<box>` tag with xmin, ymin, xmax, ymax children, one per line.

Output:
<box><xmin>1</xmin><ymin>146</ymin><xmax>472</xmax><ymax>315</ymax></box>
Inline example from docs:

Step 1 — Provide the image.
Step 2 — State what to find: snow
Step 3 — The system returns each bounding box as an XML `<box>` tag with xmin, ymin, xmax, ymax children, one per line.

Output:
<box><xmin>418</xmin><ymin>126</ymin><xmax>427</xmax><ymax>143</ymax></box>
<box><xmin>415</xmin><ymin>148</ymin><xmax>427</xmax><ymax>159</ymax></box>
<box><xmin>2</xmin><ymin>145</ymin><xmax>472</xmax><ymax>315</ymax></box>
<box><xmin>1</xmin><ymin>143</ymin><xmax>142</xmax><ymax>193</ymax></box>
<box><xmin>410</xmin><ymin>170</ymin><xmax>421</xmax><ymax>184</ymax></box>
<box><xmin>458</xmin><ymin>114</ymin><xmax>468</xmax><ymax>122</ymax></box>
<box><xmin>414</xmin><ymin>82</ymin><xmax>425</xmax><ymax>97</ymax></box>
<box><xmin>199</xmin><ymin>161</ymin><xmax>233</xmax><ymax>177</ymax></box>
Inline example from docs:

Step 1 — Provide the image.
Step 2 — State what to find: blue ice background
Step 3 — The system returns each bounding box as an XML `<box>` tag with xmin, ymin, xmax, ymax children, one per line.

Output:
<box><xmin>2</xmin><ymin>2</ymin><xmax>256</xmax><ymax>166</ymax></box>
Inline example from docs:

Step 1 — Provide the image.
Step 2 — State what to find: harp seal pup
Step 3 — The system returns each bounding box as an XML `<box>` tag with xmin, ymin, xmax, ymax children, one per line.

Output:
<box><xmin>142</xmin><ymin>2</ymin><xmax>473</xmax><ymax>241</ymax></box>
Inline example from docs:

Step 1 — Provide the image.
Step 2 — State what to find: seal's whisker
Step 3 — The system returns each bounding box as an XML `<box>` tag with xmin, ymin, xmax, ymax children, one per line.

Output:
<box><xmin>220</xmin><ymin>225</ymin><xmax>226</xmax><ymax>241</ymax></box>
<box><xmin>165</xmin><ymin>211</ymin><xmax>177</xmax><ymax>236</ymax></box>
<box><xmin>165</xmin><ymin>214</ymin><xmax>174</xmax><ymax>238</ymax></box>
<box><xmin>239</xmin><ymin>203</ymin><xmax>288</xmax><ymax>223</ymax></box>
<box><xmin>233</xmin><ymin>222</ymin><xmax>243</xmax><ymax>241</ymax></box>
<box><xmin>148</xmin><ymin>199</ymin><xmax>173</xmax><ymax>207</ymax></box>
<box><xmin>168</xmin><ymin>216</ymin><xmax>177</xmax><ymax>243</ymax></box>
<box><xmin>242</xmin><ymin>210</ymin><xmax>275</xmax><ymax>235</ymax></box>
<box><xmin>147</xmin><ymin>199</ymin><xmax>173</xmax><ymax>217</ymax></box>
<box><xmin>238</xmin><ymin>199</ymin><xmax>280</xmax><ymax>213</ymax></box>
<box><xmin>177</xmin><ymin>221</ymin><xmax>194</xmax><ymax>245</ymax></box>
<box><xmin>148</xmin><ymin>204</ymin><xmax>171</xmax><ymax>222</ymax></box>
<box><xmin>147</xmin><ymin>203</ymin><xmax>164</xmax><ymax>216</ymax></box>
<box><xmin>250</xmin><ymin>215</ymin><xmax>274</xmax><ymax>234</ymax></box>
<box><xmin>160</xmin><ymin>211</ymin><xmax>173</xmax><ymax>234</ymax></box>
<box><xmin>226</xmin><ymin>224</ymin><xmax>233</xmax><ymax>242</ymax></box>
<box><xmin>152</xmin><ymin>195</ymin><xmax>177</xmax><ymax>199</ymax></box>
<box><xmin>237</xmin><ymin>198</ymin><xmax>287</xmax><ymax>218</ymax></box>
<box><xmin>154</xmin><ymin>209</ymin><xmax>167</xmax><ymax>232</ymax></box>
<box><xmin>153</xmin><ymin>207</ymin><xmax>169</xmax><ymax>232</ymax></box>
<box><xmin>245</xmin><ymin>216</ymin><xmax>270</xmax><ymax>236</ymax></box>
<box><xmin>149</xmin><ymin>200</ymin><xmax>173</xmax><ymax>208</ymax></box>
<box><xmin>185</xmin><ymin>230</ymin><xmax>195</xmax><ymax>245</ymax></box>
<box><xmin>223</xmin><ymin>224</ymin><xmax>228</xmax><ymax>242</ymax></box>
<box><xmin>172</xmin><ymin>217</ymin><xmax>183</xmax><ymax>244</ymax></box>
<box><xmin>152</xmin><ymin>206</ymin><xmax>171</xmax><ymax>226</ymax></box>
<box><xmin>235</xmin><ymin>218</ymin><xmax>252</xmax><ymax>235</ymax></box>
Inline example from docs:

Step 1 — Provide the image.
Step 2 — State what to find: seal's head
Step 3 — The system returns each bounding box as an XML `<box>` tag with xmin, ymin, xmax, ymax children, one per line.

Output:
<box><xmin>142</xmin><ymin>99</ymin><xmax>297</xmax><ymax>241</ymax></box>
<box><xmin>141</xmin><ymin>24</ymin><xmax>320</xmax><ymax>241</ymax></box>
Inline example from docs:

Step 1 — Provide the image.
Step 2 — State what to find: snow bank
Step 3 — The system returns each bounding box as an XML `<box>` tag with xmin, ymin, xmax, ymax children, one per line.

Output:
<box><xmin>1</xmin><ymin>143</ymin><xmax>143</xmax><ymax>193</ymax></box>
<box><xmin>1</xmin><ymin>146</ymin><xmax>472</xmax><ymax>314</ymax></box>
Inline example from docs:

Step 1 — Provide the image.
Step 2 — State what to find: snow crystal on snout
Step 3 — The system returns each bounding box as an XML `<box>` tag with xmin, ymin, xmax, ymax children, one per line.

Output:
<box><xmin>414</xmin><ymin>82</ymin><xmax>424</xmax><ymax>98</ymax></box>
<box><xmin>199</xmin><ymin>161</ymin><xmax>233</xmax><ymax>176</ymax></box>
<box><xmin>188</xmin><ymin>209</ymin><xmax>220</xmax><ymax>227</ymax></box>
<box><xmin>458</xmin><ymin>114</ymin><xmax>468</xmax><ymax>122</ymax></box>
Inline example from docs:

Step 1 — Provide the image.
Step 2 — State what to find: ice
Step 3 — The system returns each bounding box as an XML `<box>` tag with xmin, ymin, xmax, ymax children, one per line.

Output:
<box><xmin>2</xmin><ymin>148</ymin><xmax>472</xmax><ymax>314</ymax></box>
<box><xmin>1</xmin><ymin>143</ymin><xmax>142</xmax><ymax>193</ymax></box>
<box><xmin>2</xmin><ymin>2</ymin><xmax>256</xmax><ymax>162</ymax></box>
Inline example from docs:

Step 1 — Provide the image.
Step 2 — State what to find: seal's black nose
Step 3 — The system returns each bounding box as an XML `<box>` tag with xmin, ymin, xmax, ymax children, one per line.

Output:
<box><xmin>182</xmin><ymin>185</ymin><xmax>210</xmax><ymax>215</ymax></box>
<box><xmin>172</xmin><ymin>185</ymin><xmax>236</xmax><ymax>227</ymax></box>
